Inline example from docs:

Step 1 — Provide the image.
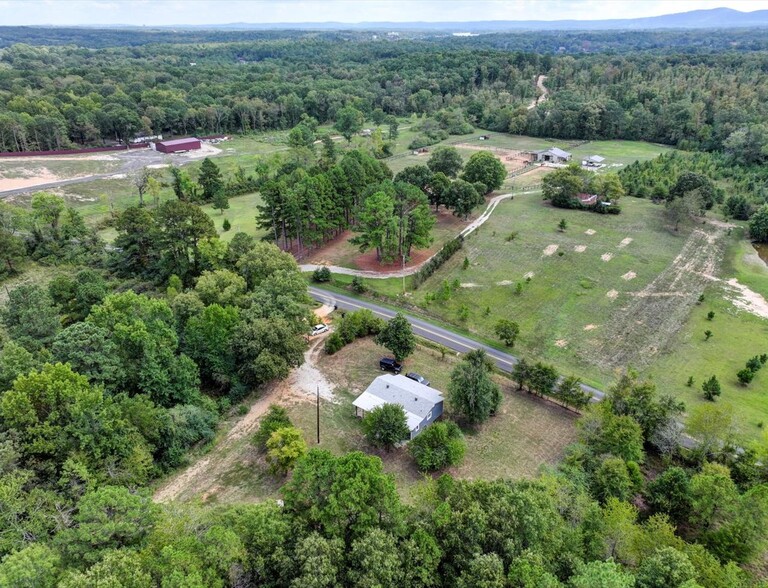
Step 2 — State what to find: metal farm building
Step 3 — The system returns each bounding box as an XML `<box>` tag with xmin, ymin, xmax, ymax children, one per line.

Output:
<box><xmin>153</xmin><ymin>137</ymin><xmax>201</xmax><ymax>153</ymax></box>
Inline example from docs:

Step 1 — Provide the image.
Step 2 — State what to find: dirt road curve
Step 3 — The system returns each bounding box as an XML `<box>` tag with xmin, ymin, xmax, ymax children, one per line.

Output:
<box><xmin>527</xmin><ymin>75</ymin><xmax>549</xmax><ymax>110</ymax></box>
<box><xmin>299</xmin><ymin>190</ymin><xmax>541</xmax><ymax>279</ymax></box>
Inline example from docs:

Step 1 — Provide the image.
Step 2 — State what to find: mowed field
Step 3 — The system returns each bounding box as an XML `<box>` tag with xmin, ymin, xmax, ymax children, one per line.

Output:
<box><xmin>154</xmin><ymin>335</ymin><xmax>577</xmax><ymax>504</ymax></box>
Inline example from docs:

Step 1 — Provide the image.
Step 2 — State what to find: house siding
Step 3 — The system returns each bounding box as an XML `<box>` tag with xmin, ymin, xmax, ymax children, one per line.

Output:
<box><xmin>410</xmin><ymin>400</ymin><xmax>444</xmax><ymax>439</ymax></box>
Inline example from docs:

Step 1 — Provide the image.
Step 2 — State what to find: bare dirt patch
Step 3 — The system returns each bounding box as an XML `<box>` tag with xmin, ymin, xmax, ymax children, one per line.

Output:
<box><xmin>543</xmin><ymin>244</ymin><xmax>559</xmax><ymax>256</ymax></box>
<box><xmin>496</xmin><ymin>280</ymin><xmax>513</xmax><ymax>286</ymax></box>
<box><xmin>177</xmin><ymin>143</ymin><xmax>222</xmax><ymax>159</ymax></box>
<box><xmin>460</xmin><ymin>283</ymin><xmax>480</xmax><ymax>288</ymax></box>
<box><xmin>622</xmin><ymin>271</ymin><xmax>637</xmax><ymax>281</ymax></box>
<box><xmin>574</xmin><ymin>245</ymin><xmax>587</xmax><ymax>252</ymax></box>
<box><xmin>147</xmin><ymin>163</ymin><xmax>170</xmax><ymax>169</ymax></box>
<box><xmin>618</xmin><ymin>237</ymin><xmax>633</xmax><ymax>248</ymax></box>
<box><xmin>606</xmin><ymin>289</ymin><xmax>619</xmax><ymax>300</ymax></box>
<box><xmin>724</xmin><ymin>278</ymin><xmax>768</xmax><ymax>320</ymax></box>
<box><xmin>0</xmin><ymin>168</ymin><xmax>65</xmax><ymax>191</ymax></box>
<box><xmin>555</xmin><ymin>339</ymin><xmax>568</xmax><ymax>348</ymax></box>
<box><xmin>583</xmin><ymin>324</ymin><xmax>598</xmax><ymax>331</ymax></box>
<box><xmin>601</xmin><ymin>253</ymin><xmax>614</xmax><ymax>262</ymax></box>
<box><xmin>523</xmin><ymin>271</ymin><xmax>535</xmax><ymax>279</ymax></box>
<box><xmin>454</xmin><ymin>143</ymin><xmax>533</xmax><ymax>173</ymax></box>
<box><xmin>585</xmin><ymin>229</ymin><xmax>596</xmax><ymax>236</ymax></box>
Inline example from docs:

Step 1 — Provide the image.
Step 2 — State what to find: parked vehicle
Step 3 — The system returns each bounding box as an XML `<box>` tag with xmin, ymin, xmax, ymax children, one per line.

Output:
<box><xmin>405</xmin><ymin>372</ymin><xmax>430</xmax><ymax>387</ymax></box>
<box><xmin>311</xmin><ymin>324</ymin><xmax>329</xmax><ymax>336</ymax></box>
<box><xmin>379</xmin><ymin>357</ymin><xmax>402</xmax><ymax>374</ymax></box>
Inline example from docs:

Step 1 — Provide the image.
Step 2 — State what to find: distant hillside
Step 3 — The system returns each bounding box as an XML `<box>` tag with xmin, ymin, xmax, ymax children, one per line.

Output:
<box><xmin>164</xmin><ymin>7</ymin><xmax>768</xmax><ymax>31</ymax></box>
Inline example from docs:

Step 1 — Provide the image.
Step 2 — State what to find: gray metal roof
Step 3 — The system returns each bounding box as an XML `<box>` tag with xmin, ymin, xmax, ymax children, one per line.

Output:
<box><xmin>586</xmin><ymin>154</ymin><xmax>605</xmax><ymax>162</ymax></box>
<box><xmin>353</xmin><ymin>374</ymin><xmax>443</xmax><ymax>429</ymax></box>
<box><xmin>548</xmin><ymin>147</ymin><xmax>571</xmax><ymax>158</ymax></box>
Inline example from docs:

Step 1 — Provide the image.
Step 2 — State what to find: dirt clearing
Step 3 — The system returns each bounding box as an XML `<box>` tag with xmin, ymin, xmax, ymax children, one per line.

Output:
<box><xmin>496</xmin><ymin>280</ymin><xmax>513</xmax><ymax>286</ymax></box>
<box><xmin>574</xmin><ymin>245</ymin><xmax>587</xmax><ymax>252</ymax></box>
<box><xmin>460</xmin><ymin>283</ymin><xmax>480</xmax><ymax>288</ymax></box>
<box><xmin>583</xmin><ymin>324</ymin><xmax>598</xmax><ymax>331</ymax></box>
<box><xmin>601</xmin><ymin>253</ymin><xmax>614</xmax><ymax>262</ymax></box>
<box><xmin>618</xmin><ymin>237</ymin><xmax>633</xmax><ymax>248</ymax></box>
<box><xmin>622</xmin><ymin>271</ymin><xmax>637</xmax><ymax>281</ymax></box>
<box><xmin>724</xmin><ymin>278</ymin><xmax>768</xmax><ymax>320</ymax></box>
<box><xmin>555</xmin><ymin>339</ymin><xmax>568</xmax><ymax>348</ymax></box>
<box><xmin>585</xmin><ymin>229</ymin><xmax>596</xmax><ymax>236</ymax></box>
<box><xmin>543</xmin><ymin>244</ymin><xmax>559</xmax><ymax>256</ymax></box>
<box><xmin>606</xmin><ymin>289</ymin><xmax>619</xmax><ymax>299</ymax></box>
<box><xmin>523</xmin><ymin>271</ymin><xmax>535</xmax><ymax>279</ymax></box>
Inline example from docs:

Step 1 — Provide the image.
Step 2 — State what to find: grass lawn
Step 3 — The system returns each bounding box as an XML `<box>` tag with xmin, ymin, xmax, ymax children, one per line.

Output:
<box><xmin>378</xmin><ymin>195</ymin><xmax>688</xmax><ymax>388</ymax></box>
<box><xmin>200</xmin><ymin>192</ymin><xmax>266</xmax><ymax>242</ymax></box>
<box><xmin>644</xmin><ymin>235</ymin><xmax>768</xmax><ymax>438</ymax></box>
<box><xmin>295</xmin><ymin>336</ymin><xmax>578</xmax><ymax>500</ymax></box>
<box><xmin>169</xmin><ymin>335</ymin><xmax>578</xmax><ymax>505</ymax></box>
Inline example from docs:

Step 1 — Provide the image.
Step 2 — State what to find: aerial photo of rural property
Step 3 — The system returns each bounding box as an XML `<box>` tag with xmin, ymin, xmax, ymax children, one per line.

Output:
<box><xmin>3</xmin><ymin>0</ymin><xmax>768</xmax><ymax>585</ymax></box>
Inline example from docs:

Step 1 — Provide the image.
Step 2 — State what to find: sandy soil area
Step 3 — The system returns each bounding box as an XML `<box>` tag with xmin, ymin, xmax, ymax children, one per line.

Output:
<box><xmin>543</xmin><ymin>244</ymin><xmax>559</xmax><ymax>256</ymax></box>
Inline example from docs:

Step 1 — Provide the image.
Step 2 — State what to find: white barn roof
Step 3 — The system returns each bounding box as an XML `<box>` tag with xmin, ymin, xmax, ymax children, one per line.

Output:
<box><xmin>586</xmin><ymin>154</ymin><xmax>605</xmax><ymax>163</ymax></box>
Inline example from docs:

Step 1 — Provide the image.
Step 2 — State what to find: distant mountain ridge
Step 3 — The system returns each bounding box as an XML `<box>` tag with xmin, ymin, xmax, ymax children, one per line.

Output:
<box><xmin>121</xmin><ymin>7</ymin><xmax>768</xmax><ymax>31</ymax></box>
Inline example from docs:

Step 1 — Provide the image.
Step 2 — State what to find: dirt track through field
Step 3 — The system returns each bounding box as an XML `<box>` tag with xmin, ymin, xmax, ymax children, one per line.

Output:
<box><xmin>591</xmin><ymin>225</ymin><xmax>727</xmax><ymax>371</ymax></box>
<box><xmin>153</xmin><ymin>336</ymin><xmax>333</xmax><ymax>503</ymax></box>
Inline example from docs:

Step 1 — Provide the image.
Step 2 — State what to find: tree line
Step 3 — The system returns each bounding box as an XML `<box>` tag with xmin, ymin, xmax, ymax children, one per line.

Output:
<box><xmin>3</xmin><ymin>35</ymin><xmax>767</xmax><ymax>153</ymax></box>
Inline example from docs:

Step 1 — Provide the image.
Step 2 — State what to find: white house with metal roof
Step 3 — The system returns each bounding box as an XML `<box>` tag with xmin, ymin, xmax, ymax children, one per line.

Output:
<box><xmin>532</xmin><ymin>147</ymin><xmax>572</xmax><ymax>163</ymax></box>
<box><xmin>353</xmin><ymin>374</ymin><xmax>444</xmax><ymax>439</ymax></box>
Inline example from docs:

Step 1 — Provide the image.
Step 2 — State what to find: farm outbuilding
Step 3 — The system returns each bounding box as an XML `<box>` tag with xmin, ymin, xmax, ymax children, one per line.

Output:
<box><xmin>353</xmin><ymin>374</ymin><xmax>444</xmax><ymax>440</ymax></box>
<box><xmin>153</xmin><ymin>137</ymin><xmax>201</xmax><ymax>153</ymax></box>
<box><xmin>532</xmin><ymin>147</ymin><xmax>572</xmax><ymax>163</ymax></box>
<box><xmin>582</xmin><ymin>155</ymin><xmax>606</xmax><ymax>167</ymax></box>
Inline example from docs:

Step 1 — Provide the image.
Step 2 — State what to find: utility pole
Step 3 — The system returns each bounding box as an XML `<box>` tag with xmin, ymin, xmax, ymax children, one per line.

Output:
<box><xmin>316</xmin><ymin>384</ymin><xmax>320</xmax><ymax>444</ymax></box>
<box><xmin>402</xmin><ymin>252</ymin><xmax>406</xmax><ymax>295</ymax></box>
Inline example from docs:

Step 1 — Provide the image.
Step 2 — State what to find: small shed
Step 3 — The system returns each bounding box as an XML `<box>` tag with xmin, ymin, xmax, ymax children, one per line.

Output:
<box><xmin>583</xmin><ymin>155</ymin><xmax>605</xmax><ymax>167</ymax></box>
<box><xmin>532</xmin><ymin>147</ymin><xmax>572</xmax><ymax>164</ymax></box>
<box><xmin>153</xmin><ymin>138</ymin><xmax>201</xmax><ymax>154</ymax></box>
<box><xmin>353</xmin><ymin>374</ymin><xmax>444</xmax><ymax>439</ymax></box>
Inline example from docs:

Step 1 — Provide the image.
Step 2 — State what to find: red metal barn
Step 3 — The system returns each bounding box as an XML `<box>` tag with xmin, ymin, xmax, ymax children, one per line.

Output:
<box><xmin>154</xmin><ymin>138</ymin><xmax>201</xmax><ymax>153</ymax></box>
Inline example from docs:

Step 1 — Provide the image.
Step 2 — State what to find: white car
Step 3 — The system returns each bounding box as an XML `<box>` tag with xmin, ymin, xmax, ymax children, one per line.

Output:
<box><xmin>311</xmin><ymin>324</ymin><xmax>329</xmax><ymax>336</ymax></box>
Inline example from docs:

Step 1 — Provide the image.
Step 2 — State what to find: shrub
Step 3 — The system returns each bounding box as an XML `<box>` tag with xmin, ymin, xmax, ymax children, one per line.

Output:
<box><xmin>351</xmin><ymin>276</ymin><xmax>367</xmax><ymax>293</ymax></box>
<box><xmin>253</xmin><ymin>405</ymin><xmax>292</xmax><ymax>450</ymax></box>
<box><xmin>746</xmin><ymin>356</ymin><xmax>762</xmax><ymax>372</ymax></box>
<box><xmin>737</xmin><ymin>368</ymin><xmax>755</xmax><ymax>385</ymax></box>
<box><xmin>505</xmin><ymin>231</ymin><xmax>519</xmax><ymax>241</ymax></box>
<box><xmin>266</xmin><ymin>426</ymin><xmax>307</xmax><ymax>475</ymax></box>
<box><xmin>409</xmin><ymin>422</ymin><xmax>466</xmax><ymax>472</ymax></box>
<box><xmin>222</xmin><ymin>218</ymin><xmax>231</xmax><ymax>231</ymax></box>
<box><xmin>312</xmin><ymin>266</ymin><xmax>331</xmax><ymax>282</ymax></box>
<box><xmin>412</xmin><ymin>236</ymin><xmax>463</xmax><ymax>289</ymax></box>
<box><xmin>324</xmin><ymin>332</ymin><xmax>345</xmax><ymax>355</ymax></box>
<box><xmin>362</xmin><ymin>404</ymin><xmax>410</xmax><ymax>450</ymax></box>
<box><xmin>702</xmin><ymin>375</ymin><xmax>721</xmax><ymax>400</ymax></box>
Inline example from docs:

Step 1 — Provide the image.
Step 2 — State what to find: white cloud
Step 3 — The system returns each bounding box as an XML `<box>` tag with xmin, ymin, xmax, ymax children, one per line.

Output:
<box><xmin>3</xmin><ymin>0</ymin><xmax>768</xmax><ymax>26</ymax></box>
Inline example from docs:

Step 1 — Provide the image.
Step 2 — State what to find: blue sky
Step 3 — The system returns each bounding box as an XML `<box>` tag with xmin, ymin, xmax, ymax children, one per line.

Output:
<box><xmin>2</xmin><ymin>0</ymin><xmax>768</xmax><ymax>26</ymax></box>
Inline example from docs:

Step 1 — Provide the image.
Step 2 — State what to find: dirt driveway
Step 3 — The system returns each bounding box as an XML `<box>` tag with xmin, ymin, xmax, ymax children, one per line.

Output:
<box><xmin>153</xmin><ymin>334</ymin><xmax>334</xmax><ymax>503</ymax></box>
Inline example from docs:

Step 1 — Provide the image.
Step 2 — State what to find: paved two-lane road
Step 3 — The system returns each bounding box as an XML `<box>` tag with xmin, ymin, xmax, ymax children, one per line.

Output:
<box><xmin>308</xmin><ymin>285</ymin><xmax>605</xmax><ymax>401</ymax></box>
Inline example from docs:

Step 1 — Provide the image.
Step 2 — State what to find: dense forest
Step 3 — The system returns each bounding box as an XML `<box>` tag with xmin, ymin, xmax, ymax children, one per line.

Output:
<box><xmin>1</xmin><ymin>35</ymin><xmax>767</xmax><ymax>153</ymax></box>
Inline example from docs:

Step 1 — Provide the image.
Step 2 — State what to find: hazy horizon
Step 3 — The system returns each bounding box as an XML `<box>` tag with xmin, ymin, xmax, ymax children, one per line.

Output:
<box><xmin>3</xmin><ymin>0</ymin><xmax>768</xmax><ymax>27</ymax></box>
